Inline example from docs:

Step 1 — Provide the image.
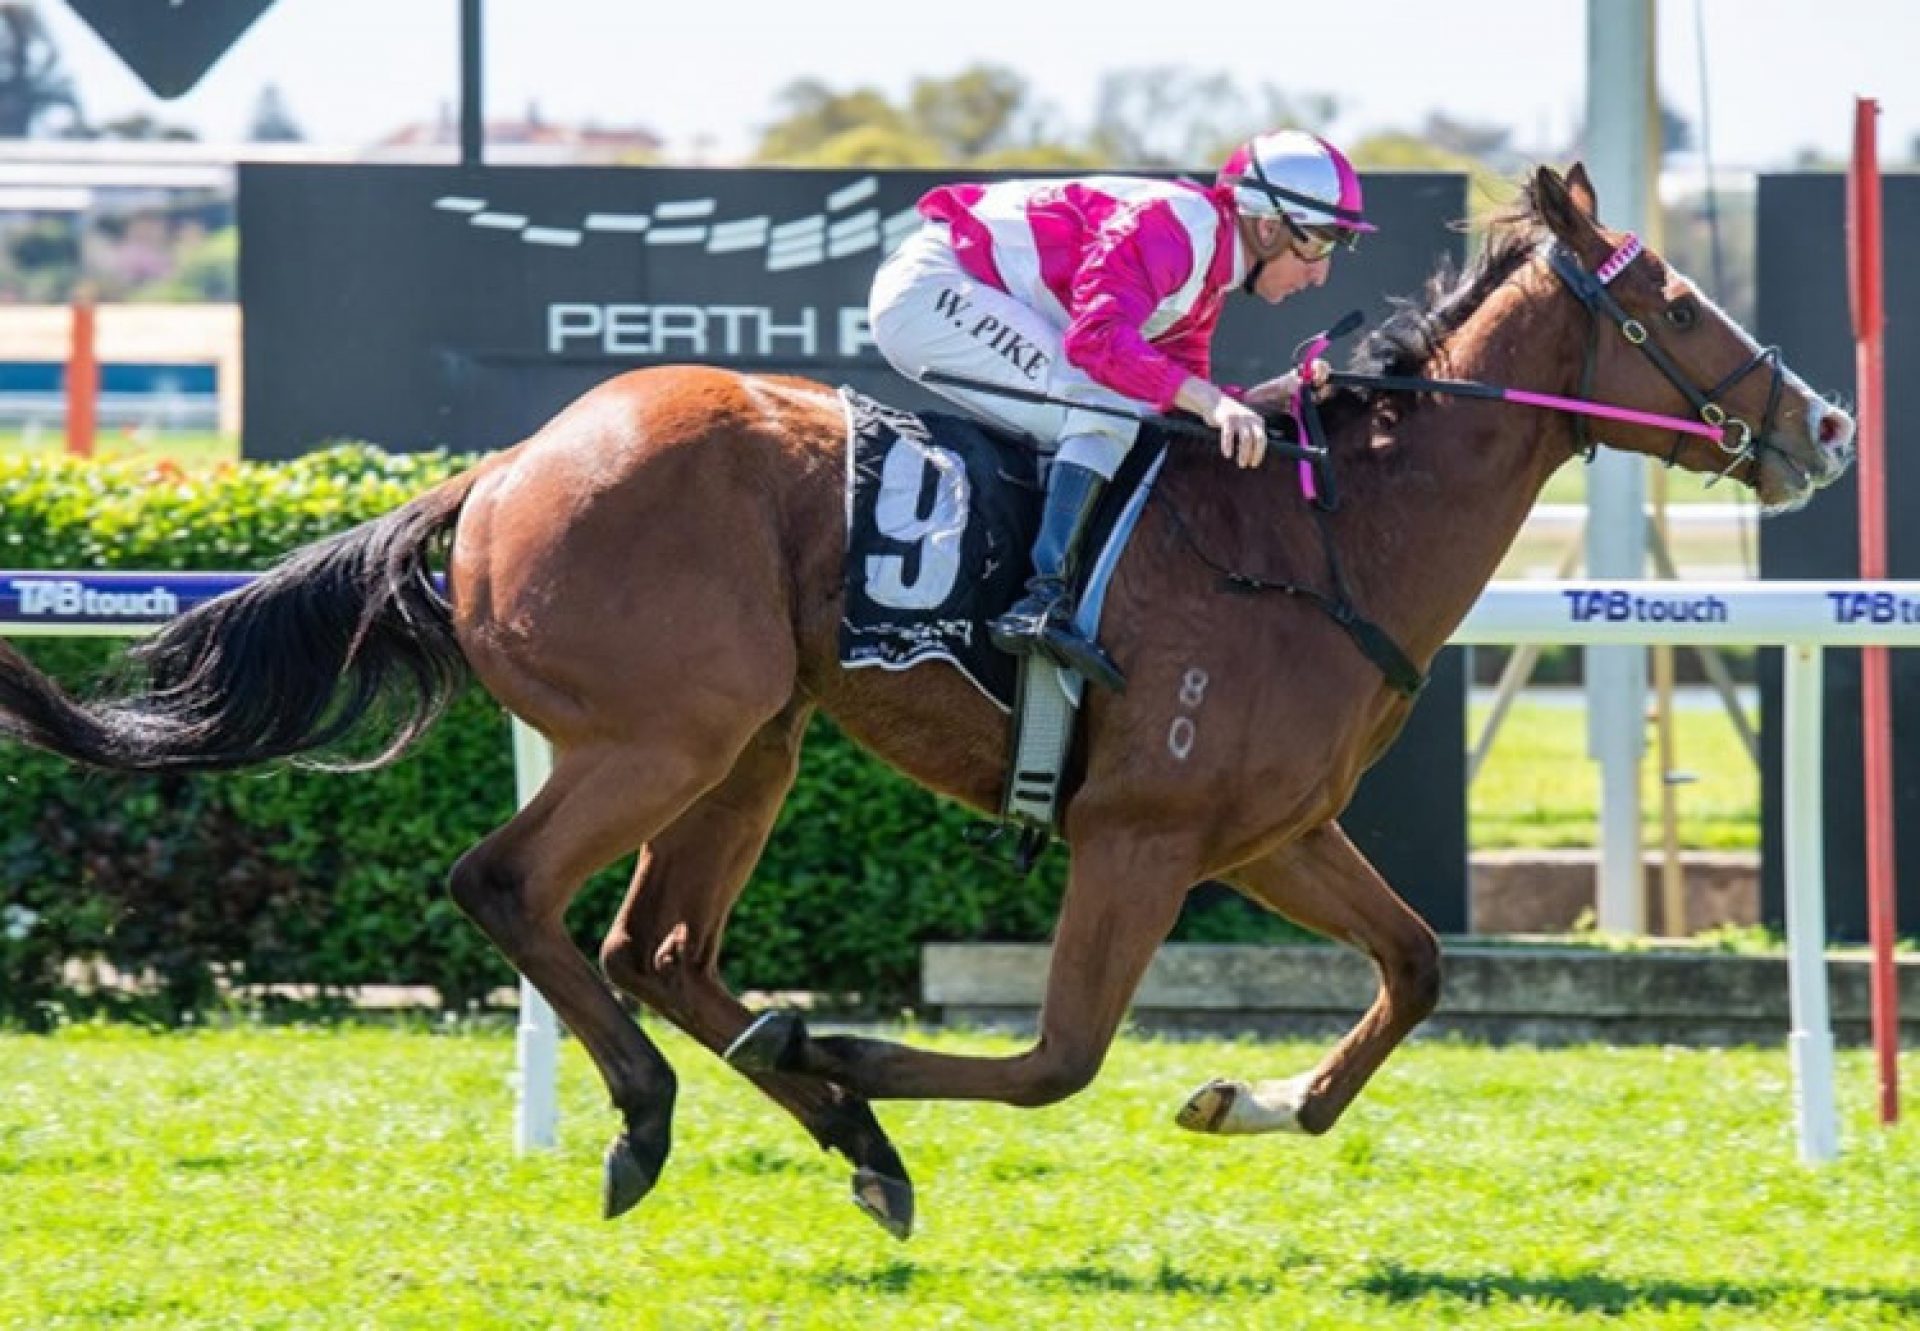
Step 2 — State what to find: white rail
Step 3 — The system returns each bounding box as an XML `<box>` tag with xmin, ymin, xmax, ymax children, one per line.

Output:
<box><xmin>9</xmin><ymin>574</ymin><xmax>1915</xmax><ymax>1162</ymax></box>
<box><xmin>1455</xmin><ymin>580</ymin><xmax>1920</xmax><ymax>648</ymax></box>
<box><xmin>1454</xmin><ymin>580</ymin><xmax>1920</xmax><ymax>1161</ymax></box>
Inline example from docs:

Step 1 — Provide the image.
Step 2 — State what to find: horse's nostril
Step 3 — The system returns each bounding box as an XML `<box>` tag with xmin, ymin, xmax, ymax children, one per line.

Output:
<box><xmin>1817</xmin><ymin>410</ymin><xmax>1856</xmax><ymax>449</ymax></box>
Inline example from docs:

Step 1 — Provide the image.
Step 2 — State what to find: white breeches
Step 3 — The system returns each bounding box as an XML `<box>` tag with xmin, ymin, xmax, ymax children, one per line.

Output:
<box><xmin>868</xmin><ymin>224</ymin><xmax>1144</xmax><ymax>479</ymax></box>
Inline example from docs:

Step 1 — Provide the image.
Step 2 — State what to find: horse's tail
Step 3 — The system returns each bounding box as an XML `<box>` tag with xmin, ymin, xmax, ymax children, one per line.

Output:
<box><xmin>0</xmin><ymin>466</ymin><xmax>485</xmax><ymax>774</ymax></box>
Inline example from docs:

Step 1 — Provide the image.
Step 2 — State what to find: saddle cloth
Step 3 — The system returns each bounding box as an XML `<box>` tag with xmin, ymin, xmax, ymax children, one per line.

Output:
<box><xmin>837</xmin><ymin>386</ymin><xmax>1162</xmax><ymax>711</ymax></box>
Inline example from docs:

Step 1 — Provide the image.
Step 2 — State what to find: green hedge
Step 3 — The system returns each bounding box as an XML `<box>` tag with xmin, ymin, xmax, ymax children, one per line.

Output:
<box><xmin>0</xmin><ymin>447</ymin><xmax>1295</xmax><ymax>1027</ymax></box>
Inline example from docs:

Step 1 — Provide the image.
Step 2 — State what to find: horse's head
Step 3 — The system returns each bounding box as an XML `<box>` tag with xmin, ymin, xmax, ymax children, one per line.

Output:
<box><xmin>1531</xmin><ymin>163</ymin><xmax>1855</xmax><ymax>513</ymax></box>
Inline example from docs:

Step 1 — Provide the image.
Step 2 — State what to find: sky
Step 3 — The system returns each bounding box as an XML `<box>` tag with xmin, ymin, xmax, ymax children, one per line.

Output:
<box><xmin>27</xmin><ymin>0</ymin><xmax>1920</xmax><ymax>170</ymax></box>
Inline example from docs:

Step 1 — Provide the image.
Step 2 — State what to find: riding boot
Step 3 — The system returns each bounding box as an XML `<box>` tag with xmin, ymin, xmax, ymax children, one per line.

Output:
<box><xmin>989</xmin><ymin>459</ymin><xmax>1127</xmax><ymax>692</ymax></box>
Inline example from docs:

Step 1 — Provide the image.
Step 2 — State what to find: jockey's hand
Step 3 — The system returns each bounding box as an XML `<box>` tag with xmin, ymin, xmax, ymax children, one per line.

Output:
<box><xmin>1238</xmin><ymin>358</ymin><xmax>1331</xmax><ymax>413</ymax></box>
<box><xmin>1205</xmin><ymin>394</ymin><xmax>1270</xmax><ymax>470</ymax></box>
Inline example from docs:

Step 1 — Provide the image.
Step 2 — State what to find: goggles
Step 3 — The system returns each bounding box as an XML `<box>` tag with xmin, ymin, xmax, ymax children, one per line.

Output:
<box><xmin>1280</xmin><ymin>214</ymin><xmax>1359</xmax><ymax>263</ymax></box>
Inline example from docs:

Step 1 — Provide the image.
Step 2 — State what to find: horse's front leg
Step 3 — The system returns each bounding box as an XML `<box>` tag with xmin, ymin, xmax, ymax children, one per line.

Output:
<box><xmin>727</xmin><ymin>833</ymin><xmax>1192</xmax><ymax>1106</ymax></box>
<box><xmin>1175</xmin><ymin>820</ymin><xmax>1441</xmax><ymax>1136</ymax></box>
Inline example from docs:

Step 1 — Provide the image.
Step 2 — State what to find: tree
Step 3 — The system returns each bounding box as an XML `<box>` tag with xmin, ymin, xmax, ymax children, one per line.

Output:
<box><xmin>1087</xmin><ymin>67</ymin><xmax>1338</xmax><ymax>169</ymax></box>
<box><xmin>1089</xmin><ymin>67</ymin><xmax>1240</xmax><ymax>168</ymax></box>
<box><xmin>1252</xmin><ymin>86</ymin><xmax>1339</xmax><ymax>141</ymax></box>
<box><xmin>753</xmin><ymin>80</ymin><xmax>912</xmax><ymax>163</ymax></box>
<box><xmin>247</xmin><ymin>83</ymin><xmax>303</xmax><ymax>143</ymax></box>
<box><xmin>971</xmin><ymin>142</ymin><xmax>1105</xmax><ymax>170</ymax></box>
<box><xmin>1658</xmin><ymin>101</ymin><xmax>1694</xmax><ymax>157</ymax></box>
<box><xmin>801</xmin><ymin>124</ymin><xmax>945</xmax><ymax>169</ymax></box>
<box><xmin>78</xmin><ymin>112</ymin><xmax>198</xmax><ymax>142</ymax></box>
<box><xmin>0</xmin><ymin>215</ymin><xmax>79</xmax><ymax>301</ymax></box>
<box><xmin>1566</xmin><ymin>102</ymin><xmax>1697</xmax><ymax>163</ymax></box>
<box><xmin>1660</xmin><ymin>183</ymin><xmax>1754</xmax><ymax>326</ymax></box>
<box><xmin>1422</xmin><ymin>112</ymin><xmax>1515</xmax><ymax>167</ymax></box>
<box><xmin>0</xmin><ymin>3</ymin><xmax>80</xmax><ymax>137</ymax></box>
<box><xmin>754</xmin><ymin>68</ymin><xmax>1086</xmax><ymax>168</ymax></box>
<box><xmin>132</xmin><ymin>225</ymin><xmax>237</xmax><ymax>303</ymax></box>
<box><xmin>908</xmin><ymin>65</ymin><xmax>1028</xmax><ymax>160</ymax></box>
<box><xmin>1345</xmin><ymin>131</ymin><xmax>1511</xmax><ymax>231</ymax></box>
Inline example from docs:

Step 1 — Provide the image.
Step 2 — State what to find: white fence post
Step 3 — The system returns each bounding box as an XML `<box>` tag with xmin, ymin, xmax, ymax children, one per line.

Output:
<box><xmin>509</xmin><ymin>718</ymin><xmax>560</xmax><ymax>1153</ymax></box>
<box><xmin>1784</xmin><ymin>644</ymin><xmax>1840</xmax><ymax>1162</ymax></box>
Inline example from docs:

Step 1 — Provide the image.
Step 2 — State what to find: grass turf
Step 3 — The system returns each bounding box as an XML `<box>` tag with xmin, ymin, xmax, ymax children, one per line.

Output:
<box><xmin>3</xmin><ymin>1024</ymin><xmax>1915</xmax><ymax>1329</ymax></box>
<box><xmin>1471</xmin><ymin>697</ymin><xmax>1759</xmax><ymax>850</ymax></box>
<box><xmin>0</xmin><ymin>428</ymin><xmax>237</xmax><ymax>469</ymax></box>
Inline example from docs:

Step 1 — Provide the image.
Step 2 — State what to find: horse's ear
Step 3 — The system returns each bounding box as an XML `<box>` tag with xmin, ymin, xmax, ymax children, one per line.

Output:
<box><xmin>1533</xmin><ymin>165</ymin><xmax>1596</xmax><ymax>247</ymax></box>
<box><xmin>1564</xmin><ymin>162</ymin><xmax>1601</xmax><ymax>219</ymax></box>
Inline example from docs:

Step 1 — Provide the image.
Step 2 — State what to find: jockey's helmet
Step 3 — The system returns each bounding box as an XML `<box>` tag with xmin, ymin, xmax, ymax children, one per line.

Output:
<box><xmin>1218</xmin><ymin>130</ymin><xmax>1377</xmax><ymax>252</ymax></box>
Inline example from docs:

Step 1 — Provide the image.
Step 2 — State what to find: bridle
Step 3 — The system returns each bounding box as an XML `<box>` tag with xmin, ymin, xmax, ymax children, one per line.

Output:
<box><xmin>1544</xmin><ymin>233</ymin><xmax>1792</xmax><ymax>486</ymax></box>
<box><xmin>1186</xmin><ymin>230</ymin><xmax>1807</xmax><ymax>700</ymax></box>
<box><xmin>1293</xmin><ymin>232</ymin><xmax>1804</xmax><ymax>507</ymax></box>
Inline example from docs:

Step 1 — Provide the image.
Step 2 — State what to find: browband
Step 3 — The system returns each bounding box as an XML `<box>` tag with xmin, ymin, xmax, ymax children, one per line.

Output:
<box><xmin>1595</xmin><ymin>234</ymin><xmax>1643</xmax><ymax>285</ymax></box>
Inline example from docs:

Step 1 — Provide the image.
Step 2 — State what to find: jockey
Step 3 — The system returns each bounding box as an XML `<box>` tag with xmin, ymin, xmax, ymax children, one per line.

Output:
<box><xmin>868</xmin><ymin>129</ymin><xmax>1374</xmax><ymax>693</ymax></box>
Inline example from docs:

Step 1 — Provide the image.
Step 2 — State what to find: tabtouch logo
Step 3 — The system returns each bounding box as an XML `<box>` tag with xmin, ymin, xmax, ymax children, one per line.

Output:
<box><xmin>7</xmin><ymin>578</ymin><xmax>179</xmax><ymax>618</ymax></box>
<box><xmin>1828</xmin><ymin>590</ymin><xmax>1920</xmax><ymax>624</ymax></box>
<box><xmin>1562</xmin><ymin>589</ymin><xmax>1731</xmax><ymax>624</ymax></box>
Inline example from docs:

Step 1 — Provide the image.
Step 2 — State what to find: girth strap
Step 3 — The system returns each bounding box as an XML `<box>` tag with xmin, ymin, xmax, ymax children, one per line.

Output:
<box><xmin>1158</xmin><ymin>487</ymin><xmax>1426</xmax><ymax>699</ymax></box>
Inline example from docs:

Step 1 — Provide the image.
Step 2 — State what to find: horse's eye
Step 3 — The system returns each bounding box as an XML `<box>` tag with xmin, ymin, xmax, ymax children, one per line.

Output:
<box><xmin>1664</xmin><ymin>297</ymin><xmax>1699</xmax><ymax>331</ymax></box>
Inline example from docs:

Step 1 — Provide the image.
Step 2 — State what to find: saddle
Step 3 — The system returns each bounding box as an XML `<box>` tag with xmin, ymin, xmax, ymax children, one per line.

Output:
<box><xmin>837</xmin><ymin>387</ymin><xmax>1170</xmax><ymax>868</ymax></box>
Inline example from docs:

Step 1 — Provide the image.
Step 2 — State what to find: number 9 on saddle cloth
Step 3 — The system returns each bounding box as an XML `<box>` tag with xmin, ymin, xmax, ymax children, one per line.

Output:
<box><xmin>838</xmin><ymin>386</ymin><xmax>1167</xmax><ymax>715</ymax></box>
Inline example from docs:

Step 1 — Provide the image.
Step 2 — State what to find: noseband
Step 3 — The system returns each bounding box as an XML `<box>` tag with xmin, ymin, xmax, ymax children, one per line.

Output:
<box><xmin>1546</xmin><ymin>234</ymin><xmax>1791</xmax><ymax>486</ymax></box>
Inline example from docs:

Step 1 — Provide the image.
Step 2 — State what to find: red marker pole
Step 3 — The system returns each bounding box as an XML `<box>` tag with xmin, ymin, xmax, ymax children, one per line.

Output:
<box><xmin>66</xmin><ymin>287</ymin><xmax>98</xmax><ymax>459</ymax></box>
<box><xmin>1846</xmin><ymin>96</ymin><xmax>1898</xmax><ymax>1126</ymax></box>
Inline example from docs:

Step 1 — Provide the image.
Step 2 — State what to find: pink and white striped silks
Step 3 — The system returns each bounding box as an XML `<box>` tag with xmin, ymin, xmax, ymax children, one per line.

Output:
<box><xmin>915</xmin><ymin>177</ymin><xmax>1247</xmax><ymax>411</ymax></box>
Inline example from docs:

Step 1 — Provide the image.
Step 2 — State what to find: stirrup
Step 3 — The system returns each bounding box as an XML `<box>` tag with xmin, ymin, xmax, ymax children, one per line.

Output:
<box><xmin>989</xmin><ymin>587</ymin><xmax>1066</xmax><ymax>655</ymax></box>
<box><xmin>1037</xmin><ymin>620</ymin><xmax>1126</xmax><ymax>693</ymax></box>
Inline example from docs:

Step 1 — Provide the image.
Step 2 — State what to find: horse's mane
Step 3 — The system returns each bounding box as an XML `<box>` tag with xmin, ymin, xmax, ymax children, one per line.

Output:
<box><xmin>1314</xmin><ymin>184</ymin><xmax>1546</xmax><ymax>435</ymax></box>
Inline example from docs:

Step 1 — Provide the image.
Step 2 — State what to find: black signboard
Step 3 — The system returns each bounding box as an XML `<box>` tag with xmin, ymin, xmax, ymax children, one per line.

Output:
<box><xmin>65</xmin><ymin>0</ymin><xmax>277</xmax><ymax>98</ymax></box>
<box><xmin>1756</xmin><ymin>172</ymin><xmax>1920</xmax><ymax>941</ymax></box>
<box><xmin>239</xmin><ymin>165</ymin><xmax>1467</xmax><ymax>457</ymax></box>
<box><xmin>240</xmin><ymin>164</ymin><xmax>1473</xmax><ymax>930</ymax></box>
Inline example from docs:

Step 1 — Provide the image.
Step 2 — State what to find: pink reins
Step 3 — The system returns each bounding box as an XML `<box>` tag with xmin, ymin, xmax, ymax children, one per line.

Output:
<box><xmin>1498</xmin><ymin>386</ymin><xmax>1730</xmax><ymax>442</ymax></box>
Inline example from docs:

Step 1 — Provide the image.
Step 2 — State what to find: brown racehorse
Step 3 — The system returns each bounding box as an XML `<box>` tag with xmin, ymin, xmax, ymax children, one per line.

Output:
<box><xmin>0</xmin><ymin>166</ymin><xmax>1855</xmax><ymax>1239</ymax></box>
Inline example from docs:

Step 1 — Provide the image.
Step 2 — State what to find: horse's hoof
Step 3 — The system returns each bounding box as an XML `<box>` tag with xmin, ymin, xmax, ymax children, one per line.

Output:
<box><xmin>602</xmin><ymin>1132</ymin><xmax>666</xmax><ymax>1220</ymax></box>
<box><xmin>725</xmin><ymin>1009</ymin><xmax>807</xmax><ymax>1076</ymax></box>
<box><xmin>1175</xmin><ymin>1076</ymin><xmax>1309</xmax><ymax>1136</ymax></box>
<box><xmin>851</xmin><ymin>1167</ymin><xmax>915</xmax><ymax>1241</ymax></box>
<box><xmin>1175</xmin><ymin>1078</ymin><xmax>1243</xmax><ymax>1134</ymax></box>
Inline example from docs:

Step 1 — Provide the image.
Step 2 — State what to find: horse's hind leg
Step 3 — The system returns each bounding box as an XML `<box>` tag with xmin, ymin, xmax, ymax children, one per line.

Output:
<box><xmin>1175</xmin><ymin>820</ymin><xmax>1441</xmax><ymax>1137</ymax></box>
<box><xmin>449</xmin><ymin>737</ymin><xmax>748</xmax><ymax>1219</ymax></box>
<box><xmin>598</xmin><ymin>701</ymin><xmax>916</xmax><ymax>1239</ymax></box>
<box><xmin>726</xmin><ymin>832</ymin><xmax>1193</xmax><ymax>1107</ymax></box>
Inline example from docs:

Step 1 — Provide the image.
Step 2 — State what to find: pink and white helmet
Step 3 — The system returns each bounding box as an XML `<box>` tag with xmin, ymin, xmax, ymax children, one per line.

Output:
<box><xmin>1218</xmin><ymin>130</ymin><xmax>1377</xmax><ymax>237</ymax></box>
